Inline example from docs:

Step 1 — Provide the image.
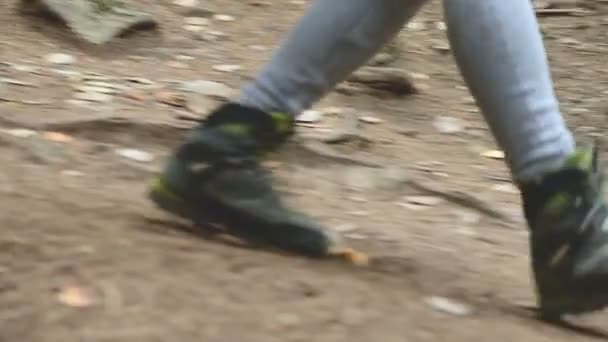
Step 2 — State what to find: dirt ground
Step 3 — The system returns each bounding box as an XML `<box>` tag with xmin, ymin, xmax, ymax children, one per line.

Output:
<box><xmin>1</xmin><ymin>0</ymin><xmax>608</xmax><ymax>341</ymax></box>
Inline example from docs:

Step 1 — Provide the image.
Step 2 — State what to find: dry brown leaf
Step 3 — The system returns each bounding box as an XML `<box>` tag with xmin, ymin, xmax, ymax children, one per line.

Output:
<box><xmin>331</xmin><ymin>248</ymin><xmax>370</xmax><ymax>266</ymax></box>
<box><xmin>57</xmin><ymin>284</ymin><xmax>95</xmax><ymax>308</ymax></box>
<box><xmin>42</xmin><ymin>131</ymin><xmax>74</xmax><ymax>143</ymax></box>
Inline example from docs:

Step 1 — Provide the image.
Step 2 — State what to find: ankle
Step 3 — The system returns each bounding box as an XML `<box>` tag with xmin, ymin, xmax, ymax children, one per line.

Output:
<box><xmin>203</xmin><ymin>103</ymin><xmax>295</xmax><ymax>152</ymax></box>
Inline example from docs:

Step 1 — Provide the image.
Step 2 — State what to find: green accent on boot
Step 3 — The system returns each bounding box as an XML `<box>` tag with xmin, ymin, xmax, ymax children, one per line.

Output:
<box><xmin>563</xmin><ymin>147</ymin><xmax>593</xmax><ymax>170</ymax></box>
<box><xmin>218</xmin><ymin>124</ymin><xmax>250</xmax><ymax>137</ymax></box>
<box><xmin>269</xmin><ymin>111</ymin><xmax>292</xmax><ymax>134</ymax></box>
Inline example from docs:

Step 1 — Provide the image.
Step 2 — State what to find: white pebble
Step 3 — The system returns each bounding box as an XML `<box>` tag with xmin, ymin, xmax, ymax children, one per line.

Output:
<box><xmin>213</xmin><ymin>14</ymin><xmax>235</xmax><ymax>22</ymax></box>
<box><xmin>426</xmin><ymin>296</ymin><xmax>472</xmax><ymax>316</ymax></box>
<box><xmin>115</xmin><ymin>149</ymin><xmax>154</xmax><ymax>163</ymax></box>
<box><xmin>45</xmin><ymin>53</ymin><xmax>76</xmax><ymax>65</ymax></box>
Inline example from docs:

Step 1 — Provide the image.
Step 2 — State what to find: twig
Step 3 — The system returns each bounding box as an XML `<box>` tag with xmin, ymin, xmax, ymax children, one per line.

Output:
<box><xmin>405</xmin><ymin>178</ymin><xmax>519</xmax><ymax>228</ymax></box>
<box><xmin>346</xmin><ymin>67</ymin><xmax>418</xmax><ymax>96</ymax></box>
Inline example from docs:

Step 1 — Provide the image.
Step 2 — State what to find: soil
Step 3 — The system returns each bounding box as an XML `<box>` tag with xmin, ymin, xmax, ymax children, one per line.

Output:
<box><xmin>1</xmin><ymin>1</ymin><xmax>608</xmax><ymax>341</ymax></box>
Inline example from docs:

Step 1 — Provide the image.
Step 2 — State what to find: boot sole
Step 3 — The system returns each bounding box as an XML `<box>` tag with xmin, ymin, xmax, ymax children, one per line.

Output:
<box><xmin>538</xmin><ymin>293</ymin><xmax>608</xmax><ymax>319</ymax></box>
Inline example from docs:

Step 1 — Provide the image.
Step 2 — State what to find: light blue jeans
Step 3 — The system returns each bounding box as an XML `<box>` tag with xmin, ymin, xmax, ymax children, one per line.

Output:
<box><xmin>239</xmin><ymin>0</ymin><xmax>575</xmax><ymax>184</ymax></box>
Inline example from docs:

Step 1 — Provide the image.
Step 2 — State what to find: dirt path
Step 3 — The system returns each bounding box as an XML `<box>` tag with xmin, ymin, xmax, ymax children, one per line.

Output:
<box><xmin>1</xmin><ymin>1</ymin><xmax>608</xmax><ymax>341</ymax></box>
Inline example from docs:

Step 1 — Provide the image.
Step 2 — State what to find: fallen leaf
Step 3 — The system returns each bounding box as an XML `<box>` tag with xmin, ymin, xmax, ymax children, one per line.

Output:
<box><xmin>43</xmin><ymin>131</ymin><xmax>74</xmax><ymax>143</ymax></box>
<box><xmin>333</xmin><ymin>248</ymin><xmax>370</xmax><ymax>266</ymax></box>
<box><xmin>57</xmin><ymin>284</ymin><xmax>94</xmax><ymax>308</ymax></box>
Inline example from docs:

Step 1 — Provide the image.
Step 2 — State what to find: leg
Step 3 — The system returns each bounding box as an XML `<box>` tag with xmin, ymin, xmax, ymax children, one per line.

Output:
<box><xmin>150</xmin><ymin>0</ymin><xmax>428</xmax><ymax>257</ymax></box>
<box><xmin>240</xmin><ymin>0</ymin><xmax>428</xmax><ymax>115</ymax></box>
<box><xmin>444</xmin><ymin>0</ymin><xmax>608</xmax><ymax>318</ymax></box>
<box><xmin>444</xmin><ymin>0</ymin><xmax>574</xmax><ymax>184</ymax></box>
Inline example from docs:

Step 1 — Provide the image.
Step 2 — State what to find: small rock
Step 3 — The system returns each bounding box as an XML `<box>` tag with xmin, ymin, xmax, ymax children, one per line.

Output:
<box><xmin>45</xmin><ymin>53</ymin><xmax>76</xmax><ymax>65</ymax></box>
<box><xmin>212</xmin><ymin>64</ymin><xmax>241</xmax><ymax>73</ymax></box>
<box><xmin>115</xmin><ymin>148</ymin><xmax>154</xmax><ymax>162</ymax></box>
<box><xmin>179</xmin><ymin>80</ymin><xmax>233</xmax><ymax>99</ymax></box>
<box><xmin>434</xmin><ymin>22</ymin><xmax>447</xmax><ymax>31</ymax></box>
<box><xmin>426</xmin><ymin>296</ymin><xmax>472</xmax><ymax>316</ymax></box>
<box><xmin>173</xmin><ymin>0</ymin><xmax>199</xmax><ymax>6</ymax></box>
<box><xmin>296</xmin><ymin>110</ymin><xmax>323</xmax><ymax>123</ymax></box>
<box><xmin>3</xmin><ymin>128</ymin><xmax>37</xmax><ymax>138</ymax></box>
<box><xmin>183</xmin><ymin>24</ymin><xmax>205</xmax><ymax>32</ymax></box>
<box><xmin>213</xmin><ymin>14</ymin><xmax>235</xmax><ymax>22</ymax></box>
<box><xmin>184</xmin><ymin>17</ymin><xmax>209</xmax><ymax>26</ymax></box>
<box><xmin>406</xmin><ymin>21</ymin><xmax>427</xmax><ymax>31</ymax></box>
<box><xmin>409</xmin><ymin>72</ymin><xmax>430</xmax><ymax>80</ymax></box>
<box><xmin>176</xmin><ymin>55</ymin><xmax>195</xmax><ymax>61</ymax></box>
<box><xmin>359</xmin><ymin>116</ymin><xmax>383</xmax><ymax>124</ymax></box>
<box><xmin>369</xmin><ymin>52</ymin><xmax>395</xmax><ymax>66</ymax></box>
<box><xmin>433</xmin><ymin>116</ymin><xmax>464</xmax><ymax>134</ymax></box>
<box><xmin>61</xmin><ymin>170</ymin><xmax>84</xmax><ymax>177</ymax></box>
<box><xmin>491</xmin><ymin>183</ymin><xmax>519</xmax><ymax>194</ymax></box>
<box><xmin>334</xmin><ymin>223</ymin><xmax>358</xmax><ymax>233</ymax></box>
<box><xmin>455</xmin><ymin>210</ymin><xmax>481</xmax><ymax>225</ymax></box>
<box><xmin>432</xmin><ymin>42</ymin><xmax>451</xmax><ymax>53</ymax></box>
<box><xmin>481</xmin><ymin>150</ymin><xmax>505</xmax><ymax>160</ymax></box>
<box><xmin>206</xmin><ymin>30</ymin><xmax>228</xmax><ymax>38</ymax></box>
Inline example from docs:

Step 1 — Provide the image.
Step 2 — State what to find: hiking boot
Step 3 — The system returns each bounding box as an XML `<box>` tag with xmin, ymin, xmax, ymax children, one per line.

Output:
<box><xmin>148</xmin><ymin>103</ymin><xmax>340</xmax><ymax>257</ymax></box>
<box><xmin>521</xmin><ymin>146</ymin><xmax>608</xmax><ymax>319</ymax></box>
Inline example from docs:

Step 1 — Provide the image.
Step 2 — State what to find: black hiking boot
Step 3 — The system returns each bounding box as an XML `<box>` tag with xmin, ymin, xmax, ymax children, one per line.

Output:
<box><xmin>522</xmin><ymin>146</ymin><xmax>608</xmax><ymax>319</ymax></box>
<box><xmin>148</xmin><ymin>103</ymin><xmax>342</xmax><ymax>257</ymax></box>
